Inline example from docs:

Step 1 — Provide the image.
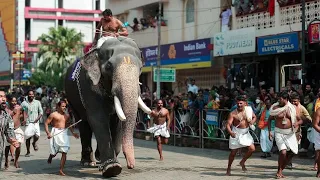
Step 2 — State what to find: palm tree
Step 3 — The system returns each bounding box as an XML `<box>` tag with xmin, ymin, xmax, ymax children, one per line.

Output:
<box><xmin>30</xmin><ymin>26</ymin><xmax>84</xmax><ymax>90</ymax></box>
<box><xmin>37</xmin><ymin>26</ymin><xmax>84</xmax><ymax>71</ymax></box>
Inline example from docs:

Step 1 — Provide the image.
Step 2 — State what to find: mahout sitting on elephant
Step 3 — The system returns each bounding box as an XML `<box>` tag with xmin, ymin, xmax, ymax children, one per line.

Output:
<box><xmin>64</xmin><ymin>36</ymin><xmax>151</xmax><ymax>177</ymax></box>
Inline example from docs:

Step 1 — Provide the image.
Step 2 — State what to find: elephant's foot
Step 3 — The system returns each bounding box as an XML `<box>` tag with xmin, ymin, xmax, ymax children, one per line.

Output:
<box><xmin>99</xmin><ymin>159</ymin><xmax>122</xmax><ymax>177</ymax></box>
<box><xmin>81</xmin><ymin>151</ymin><xmax>97</xmax><ymax>167</ymax></box>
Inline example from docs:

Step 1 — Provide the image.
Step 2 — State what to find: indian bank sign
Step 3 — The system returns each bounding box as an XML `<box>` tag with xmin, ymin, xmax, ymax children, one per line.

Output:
<box><xmin>214</xmin><ymin>27</ymin><xmax>256</xmax><ymax>57</ymax></box>
<box><xmin>142</xmin><ymin>38</ymin><xmax>211</xmax><ymax>67</ymax></box>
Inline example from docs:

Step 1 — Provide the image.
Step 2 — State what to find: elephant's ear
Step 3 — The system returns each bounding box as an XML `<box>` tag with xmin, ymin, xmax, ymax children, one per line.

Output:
<box><xmin>80</xmin><ymin>51</ymin><xmax>101</xmax><ymax>86</ymax></box>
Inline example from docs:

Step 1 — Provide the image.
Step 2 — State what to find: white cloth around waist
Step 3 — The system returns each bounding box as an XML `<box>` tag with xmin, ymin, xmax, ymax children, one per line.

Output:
<box><xmin>229</xmin><ymin>127</ymin><xmax>254</xmax><ymax>150</ymax></box>
<box><xmin>147</xmin><ymin>122</ymin><xmax>170</xmax><ymax>138</ymax></box>
<box><xmin>50</xmin><ymin>127</ymin><xmax>70</xmax><ymax>155</ymax></box>
<box><xmin>24</xmin><ymin>122</ymin><xmax>40</xmax><ymax>139</ymax></box>
<box><xmin>274</xmin><ymin>127</ymin><xmax>298</xmax><ymax>154</ymax></box>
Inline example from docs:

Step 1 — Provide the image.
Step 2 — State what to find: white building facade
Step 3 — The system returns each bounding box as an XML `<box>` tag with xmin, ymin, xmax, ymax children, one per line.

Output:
<box><xmin>17</xmin><ymin>0</ymin><xmax>105</xmax><ymax>65</ymax></box>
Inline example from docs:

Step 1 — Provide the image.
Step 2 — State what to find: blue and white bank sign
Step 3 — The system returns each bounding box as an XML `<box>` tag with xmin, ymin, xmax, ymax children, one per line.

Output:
<box><xmin>257</xmin><ymin>32</ymin><xmax>299</xmax><ymax>55</ymax></box>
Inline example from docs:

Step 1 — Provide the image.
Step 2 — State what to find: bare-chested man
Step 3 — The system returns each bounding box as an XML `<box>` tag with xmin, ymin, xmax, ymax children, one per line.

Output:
<box><xmin>313</xmin><ymin>101</ymin><xmax>320</xmax><ymax>177</ymax></box>
<box><xmin>4</xmin><ymin>96</ymin><xmax>23</xmax><ymax>169</ymax></box>
<box><xmin>93</xmin><ymin>8</ymin><xmax>128</xmax><ymax>46</ymax></box>
<box><xmin>147</xmin><ymin>99</ymin><xmax>171</xmax><ymax>161</ymax></box>
<box><xmin>226</xmin><ymin>95</ymin><xmax>256</xmax><ymax>176</ymax></box>
<box><xmin>44</xmin><ymin>100</ymin><xmax>79</xmax><ymax>176</ymax></box>
<box><xmin>268</xmin><ymin>91</ymin><xmax>303</xmax><ymax>178</ymax></box>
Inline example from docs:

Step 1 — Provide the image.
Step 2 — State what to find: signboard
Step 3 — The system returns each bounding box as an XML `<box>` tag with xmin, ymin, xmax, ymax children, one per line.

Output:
<box><xmin>22</xmin><ymin>70</ymin><xmax>31</xmax><ymax>80</ymax></box>
<box><xmin>153</xmin><ymin>68</ymin><xmax>176</xmax><ymax>82</ymax></box>
<box><xmin>257</xmin><ymin>32</ymin><xmax>299</xmax><ymax>55</ymax></box>
<box><xmin>12</xmin><ymin>51</ymin><xmax>25</xmax><ymax>60</ymax></box>
<box><xmin>205</xmin><ymin>110</ymin><xmax>219</xmax><ymax>126</ymax></box>
<box><xmin>309</xmin><ymin>22</ymin><xmax>320</xmax><ymax>44</ymax></box>
<box><xmin>214</xmin><ymin>27</ymin><xmax>256</xmax><ymax>57</ymax></box>
<box><xmin>141</xmin><ymin>38</ymin><xmax>211</xmax><ymax>69</ymax></box>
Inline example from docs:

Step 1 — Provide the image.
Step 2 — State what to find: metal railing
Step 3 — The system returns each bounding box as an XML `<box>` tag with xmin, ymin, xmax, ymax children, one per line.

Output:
<box><xmin>134</xmin><ymin>107</ymin><xmax>261</xmax><ymax>149</ymax></box>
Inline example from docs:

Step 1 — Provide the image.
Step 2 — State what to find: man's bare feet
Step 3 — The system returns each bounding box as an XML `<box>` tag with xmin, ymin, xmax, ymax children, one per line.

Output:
<box><xmin>59</xmin><ymin>170</ymin><xmax>66</xmax><ymax>176</ymax></box>
<box><xmin>226</xmin><ymin>168</ymin><xmax>231</xmax><ymax>176</ymax></box>
<box><xmin>47</xmin><ymin>155</ymin><xmax>54</xmax><ymax>164</ymax></box>
<box><xmin>14</xmin><ymin>161</ymin><xmax>20</xmax><ymax>168</ymax></box>
<box><xmin>239</xmin><ymin>161</ymin><xmax>247</xmax><ymax>172</ymax></box>
<box><xmin>4</xmin><ymin>161</ymin><xmax>9</xmax><ymax>170</ymax></box>
<box><xmin>276</xmin><ymin>171</ymin><xmax>285</xmax><ymax>178</ymax></box>
<box><xmin>160</xmin><ymin>156</ymin><xmax>164</xmax><ymax>161</ymax></box>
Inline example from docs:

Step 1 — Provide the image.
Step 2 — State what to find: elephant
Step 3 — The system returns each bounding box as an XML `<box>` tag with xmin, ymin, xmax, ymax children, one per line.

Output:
<box><xmin>64</xmin><ymin>37</ymin><xmax>151</xmax><ymax>177</ymax></box>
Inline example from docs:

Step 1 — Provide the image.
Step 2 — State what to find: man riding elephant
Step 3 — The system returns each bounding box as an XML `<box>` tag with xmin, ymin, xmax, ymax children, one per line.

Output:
<box><xmin>65</xmin><ymin>19</ymin><xmax>151</xmax><ymax>177</ymax></box>
<box><xmin>93</xmin><ymin>9</ymin><xmax>128</xmax><ymax>47</ymax></box>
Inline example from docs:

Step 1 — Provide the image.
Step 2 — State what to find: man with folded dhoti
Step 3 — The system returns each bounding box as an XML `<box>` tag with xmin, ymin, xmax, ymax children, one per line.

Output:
<box><xmin>21</xmin><ymin>90</ymin><xmax>43</xmax><ymax>157</ymax></box>
<box><xmin>226</xmin><ymin>95</ymin><xmax>256</xmax><ymax>176</ymax></box>
<box><xmin>287</xmin><ymin>92</ymin><xmax>312</xmax><ymax>168</ymax></box>
<box><xmin>44</xmin><ymin>100</ymin><xmax>79</xmax><ymax>176</ymax></box>
<box><xmin>147</xmin><ymin>99</ymin><xmax>172</xmax><ymax>161</ymax></box>
<box><xmin>312</xmin><ymin>99</ymin><xmax>320</xmax><ymax>177</ymax></box>
<box><xmin>268</xmin><ymin>91</ymin><xmax>303</xmax><ymax>178</ymax></box>
<box><xmin>4</xmin><ymin>96</ymin><xmax>24</xmax><ymax>169</ymax></box>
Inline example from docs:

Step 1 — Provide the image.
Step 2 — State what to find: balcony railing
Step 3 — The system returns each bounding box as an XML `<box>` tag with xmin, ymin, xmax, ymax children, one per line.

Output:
<box><xmin>233</xmin><ymin>0</ymin><xmax>320</xmax><ymax>33</ymax></box>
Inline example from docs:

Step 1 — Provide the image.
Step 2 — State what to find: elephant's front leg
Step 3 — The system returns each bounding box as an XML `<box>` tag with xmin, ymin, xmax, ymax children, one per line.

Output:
<box><xmin>88</xmin><ymin>112</ymin><xmax>122</xmax><ymax>177</ymax></box>
<box><xmin>79</xmin><ymin>120</ymin><xmax>96</xmax><ymax>166</ymax></box>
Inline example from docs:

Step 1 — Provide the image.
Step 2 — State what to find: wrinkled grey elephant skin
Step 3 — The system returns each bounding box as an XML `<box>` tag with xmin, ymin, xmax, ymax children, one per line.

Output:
<box><xmin>64</xmin><ymin>37</ymin><xmax>143</xmax><ymax>177</ymax></box>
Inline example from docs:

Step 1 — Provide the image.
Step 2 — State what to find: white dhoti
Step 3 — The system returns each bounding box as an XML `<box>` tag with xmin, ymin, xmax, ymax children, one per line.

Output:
<box><xmin>274</xmin><ymin>127</ymin><xmax>298</xmax><ymax>154</ymax></box>
<box><xmin>260</xmin><ymin>128</ymin><xmax>273</xmax><ymax>153</ymax></box>
<box><xmin>14</xmin><ymin>127</ymin><xmax>24</xmax><ymax>144</ymax></box>
<box><xmin>50</xmin><ymin>127</ymin><xmax>70</xmax><ymax>155</ymax></box>
<box><xmin>24</xmin><ymin>122</ymin><xmax>40</xmax><ymax>139</ymax></box>
<box><xmin>313</xmin><ymin>129</ymin><xmax>320</xmax><ymax>151</ymax></box>
<box><xmin>97</xmin><ymin>36</ymin><xmax>116</xmax><ymax>49</ymax></box>
<box><xmin>147</xmin><ymin>122</ymin><xmax>170</xmax><ymax>138</ymax></box>
<box><xmin>229</xmin><ymin>127</ymin><xmax>254</xmax><ymax>150</ymax></box>
<box><xmin>308</xmin><ymin>127</ymin><xmax>315</xmax><ymax>144</ymax></box>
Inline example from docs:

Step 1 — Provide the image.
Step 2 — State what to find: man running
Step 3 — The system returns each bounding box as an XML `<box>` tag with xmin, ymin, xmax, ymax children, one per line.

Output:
<box><xmin>226</xmin><ymin>95</ymin><xmax>256</xmax><ymax>176</ymax></box>
<box><xmin>147</xmin><ymin>99</ymin><xmax>171</xmax><ymax>161</ymax></box>
<box><xmin>4</xmin><ymin>96</ymin><xmax>23</xmax><ymax>168</ymax></box>
<box><xmin>268</xmin><ymin>91</ymin><xmax>303</xmax><ymax>178</ymax></box>
<box><xmin>93</xmin><ymin>9</ymin><xmax>128</xmax><ymax>47</ymax></box>
<box><xmin>45</xmin><ymin>100</ymin><xmax>79</xmax><ymax>176</ymax></box>
<box><xmin>21</xmin><ymin>90</ymin><xmax>43</xmax><ymax>157</ymax></box>
<box><xmin>0</xmin><ymin>90</ymin><xmax>19</xmax><ymax>170</ymax></box>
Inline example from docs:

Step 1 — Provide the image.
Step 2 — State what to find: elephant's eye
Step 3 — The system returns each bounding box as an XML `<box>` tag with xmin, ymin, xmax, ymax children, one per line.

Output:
<box><xmin>106</xmin><ymin>61</ymin><xmax>113</xmax><ymax>70</ymax></box>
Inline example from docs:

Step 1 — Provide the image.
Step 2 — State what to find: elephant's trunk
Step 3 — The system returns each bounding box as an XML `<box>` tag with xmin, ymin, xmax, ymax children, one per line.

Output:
<box><xmin>112</xmin><ymin>63</ymin><xmax>139</xmax><ymax>169</ymax></box>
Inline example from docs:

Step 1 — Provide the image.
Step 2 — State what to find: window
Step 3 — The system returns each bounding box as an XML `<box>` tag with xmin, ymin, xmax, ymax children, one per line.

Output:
<box><xmin>186</xmin><ymin>0</ymin><xmax>194</xmax><ymax>23</ymax></box>
<box><xmin>95</xmin><ymin>0</ymin><xmax>100</xmax><ymax>10</ymax></box>
<box><xmin>58</xmin><ymin>20</ymin><xmax>63</xmax><ymax>26</ymax></box>
<box><xmin>25</xmin><ymin>19</ymin><xmax>30</xmax><ymax>40</ymax></box>
<box><xmin>58</xmin><ymin>0</ymin><xmax>63</xmax><ymax>8</ymax></box>
<box><xmin>25</xmin><ymin>0</ymin><xmax>30</xmax><ymax>7</ymax></box>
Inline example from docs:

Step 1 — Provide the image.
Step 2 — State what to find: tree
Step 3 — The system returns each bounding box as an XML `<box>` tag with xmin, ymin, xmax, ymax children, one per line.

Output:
<box><xmin>37</xmin><ymin>26</ymin><xmax>84</xmax><ymax>71</ymax></box>
<box><xmin>29</xmin><ymin>26</ymin><xmax>84</xmax><ymax>90</ymax></box>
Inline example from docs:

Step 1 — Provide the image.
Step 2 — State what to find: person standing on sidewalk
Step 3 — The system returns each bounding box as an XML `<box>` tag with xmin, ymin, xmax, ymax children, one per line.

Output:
<box><xmin>21</xmin><ymin>90</ymin><xmax>43</xmax><ymax>157</ymax></box>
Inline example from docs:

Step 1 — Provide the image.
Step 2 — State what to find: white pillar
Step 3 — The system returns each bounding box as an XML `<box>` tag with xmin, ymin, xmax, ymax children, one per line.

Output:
<box><xmin>275</xmin><ymin>56</ymin><xmax>279</xmax><ymax>92</ymax></box>
<box><xmin>275</xmin><ymin>0</ymin><xmax>281</xmax><ymax>27</ymax></box>
<box><xmin>231</xmin><ymin>58</ymin><xmax>235</xmax><ymax>89</ymax></box>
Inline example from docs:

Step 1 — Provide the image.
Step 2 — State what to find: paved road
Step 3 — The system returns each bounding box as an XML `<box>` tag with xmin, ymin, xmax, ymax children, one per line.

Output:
<box><xmin>0</xmin><ymin>126</ymin><xmax>318</xmax><ymax>180</ymax></box>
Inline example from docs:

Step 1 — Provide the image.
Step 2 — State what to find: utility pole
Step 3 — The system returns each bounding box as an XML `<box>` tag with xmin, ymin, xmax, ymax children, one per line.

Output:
<box><xmin>301</xmin><ymin>0</ymin><xmax>306</xmax><ymax>84</ymax></box>
<box><xmin>19</xmin><ymin>43</ymin><xmax>22</xmax><ymax>88</ymax></box>
<box><xmin>156</xmin><ymin>1</ymin><xmax>162</xmax><ymax>99</ymax></box>
<box><xmin>9</xmin><ymin>48</ymin><xmax>13</xmax><ymax>90</ymax></box>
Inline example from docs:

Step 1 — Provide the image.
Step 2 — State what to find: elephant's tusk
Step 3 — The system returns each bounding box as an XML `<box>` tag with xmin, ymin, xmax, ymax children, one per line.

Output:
<box><xmin>114</xmin><ymin>96</ymin><xmax>127</xmax><ymax>121</ymax></box>
<box><xmin>138</xmin><ymin>96</ymin><xmax>152</xmax><ymax>114</ymax></box>
<box><xmin>139</xmin><ymin>82</ymin><xmax>142</xmax><ymax>85</ymax></box>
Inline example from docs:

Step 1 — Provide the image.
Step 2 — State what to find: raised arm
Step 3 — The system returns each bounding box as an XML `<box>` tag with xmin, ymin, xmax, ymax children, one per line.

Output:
<box><xmin>93</xmin><ymin>18</ymin><xmax>103</xmax><ymax>43</ymax></box>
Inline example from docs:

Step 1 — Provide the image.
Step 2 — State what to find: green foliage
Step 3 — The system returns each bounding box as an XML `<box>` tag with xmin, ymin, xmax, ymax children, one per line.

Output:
<box><xmin>29</xmin><ymin>26</ymin><xmax>84</xmax><ymax>90</ymax></box>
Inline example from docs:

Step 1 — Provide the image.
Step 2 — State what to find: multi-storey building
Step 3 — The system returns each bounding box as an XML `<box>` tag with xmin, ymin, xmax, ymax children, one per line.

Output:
<box><xmin>108</xmin><ymin>0</ymin><xmax>320</xmax><ymax>93</ymax></box>
<box><xmin>107</xmin><ymin>0</ymin><xmax>224</xmax><ymax>93</ymax></box>
<box><xmin>0</xmin><ymin>0</ymin><xmax>105</xmax><ymax>86</ymax></box>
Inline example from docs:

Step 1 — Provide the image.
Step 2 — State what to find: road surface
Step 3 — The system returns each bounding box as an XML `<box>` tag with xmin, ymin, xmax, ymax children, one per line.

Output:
<box><xmin>0</xmin><ymin>126</ymin><xmax>318</xmax><ymax>180</ymax></box>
